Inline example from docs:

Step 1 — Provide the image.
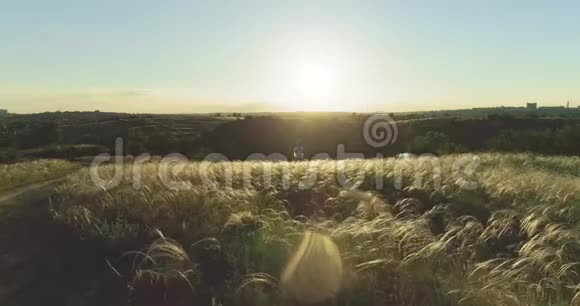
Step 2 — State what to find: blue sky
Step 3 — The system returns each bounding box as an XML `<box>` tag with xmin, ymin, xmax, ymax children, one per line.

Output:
<box><xmin>1</xmin><ymin>0</ymin><xmax>579</xmax><ymax>113</ymax></box>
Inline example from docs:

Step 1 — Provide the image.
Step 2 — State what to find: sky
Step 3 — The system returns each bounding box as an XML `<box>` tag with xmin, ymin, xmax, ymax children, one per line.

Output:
<box><xmin>1</xmin><ymin>0</ymin><xmax>579</xmax><ymax>113</ymax></box>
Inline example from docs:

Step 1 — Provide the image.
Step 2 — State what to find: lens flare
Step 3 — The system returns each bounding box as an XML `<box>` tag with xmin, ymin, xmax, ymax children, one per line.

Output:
<box><xmin>281</xmin><ymin>231</ymin><xmax>343</xmax><ymax>304</ymax></box>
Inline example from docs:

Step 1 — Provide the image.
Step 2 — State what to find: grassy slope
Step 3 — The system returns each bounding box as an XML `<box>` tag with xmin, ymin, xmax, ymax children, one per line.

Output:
<box><xmin>0</xmin><ymin>160</ymin><xmax>80</xmax><ymax>195</ymax></box>
<box><xmin>51</xmin><ymin>154</ymin><xmax>580</xmax><ymax>306</ymax></box>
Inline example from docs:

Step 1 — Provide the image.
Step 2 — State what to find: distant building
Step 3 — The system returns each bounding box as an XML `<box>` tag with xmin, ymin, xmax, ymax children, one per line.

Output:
<box><xmin>526</xmin><ymin>103</ymin><xmax>537</xmax><ymax>110</ymax></box>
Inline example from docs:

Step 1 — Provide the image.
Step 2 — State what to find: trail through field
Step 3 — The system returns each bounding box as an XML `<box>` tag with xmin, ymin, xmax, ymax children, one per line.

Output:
<box><xmin>0</xmin><ymin>180</ymin><xmax>125</xmax><ymax>306</ymax></box>
<box><xmin>0</xmin><ymin>179</ymin><xmax>60</xmax><ymax>203</ymax></box>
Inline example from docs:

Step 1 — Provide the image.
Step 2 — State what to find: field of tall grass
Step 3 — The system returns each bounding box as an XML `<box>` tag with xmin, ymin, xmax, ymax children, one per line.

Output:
<box><xmin>50</xmin><ymin>153</ymin><xmax>580</xmax><ymax>306</ymax></box>
<box><xmin>0</xmin><ymin>160</ymin><xmax>79</xmax><ymax>194</ymax></box>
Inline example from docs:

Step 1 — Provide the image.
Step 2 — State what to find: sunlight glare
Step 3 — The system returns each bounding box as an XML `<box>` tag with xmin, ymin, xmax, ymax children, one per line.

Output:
<box><xmin>268</xmin><ymin>37</ymin><xmax>356</xmax><ymax>112</ymax></box>
<box><xmin>291</xmin><ymin>57</ymin><xmax>336</xmax><ymax>104</ymax></box>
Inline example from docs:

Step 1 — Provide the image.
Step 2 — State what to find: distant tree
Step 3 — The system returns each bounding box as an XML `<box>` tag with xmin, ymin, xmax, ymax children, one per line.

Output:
<box><xmin>488</xmin><ymin>129</ymin><xmax>555</xmax><ymax>154</ymax></box>
<box><xmin>553</xmin><ymin>125</ymin><xmax>580</xmax><ymax>154</ymax></box>
<box><xmin>16</xmin><ymin>121</ymin><xmax>59</xmax><ymax>148</ymax></box>
<box><xmin>407</xmin><ymin>131</ymin><xmax>454</xmax><ymax>155</ymax></box>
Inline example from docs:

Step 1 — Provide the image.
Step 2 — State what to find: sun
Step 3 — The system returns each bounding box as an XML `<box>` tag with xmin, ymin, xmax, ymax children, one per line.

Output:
<box><xmin>290</xmin><ymin>58</ymin><xmax>337</xmax><ymax>104</ymax></box>
<box><xmin>268</xmin><ymin>42</ymin><xmax>351</xmax><ymax>112</ymax></box>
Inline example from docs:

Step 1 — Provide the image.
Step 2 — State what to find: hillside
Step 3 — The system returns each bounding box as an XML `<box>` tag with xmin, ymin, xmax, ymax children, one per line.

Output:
<box><xmin>2</xmin><ymin>112</ymin><xmax>580</xmax><ymax>163</ymax></box>
<box><xmin>205</xmin><ymin>115</ymin><xmax>580</xmax><ymax>159</ymax></box>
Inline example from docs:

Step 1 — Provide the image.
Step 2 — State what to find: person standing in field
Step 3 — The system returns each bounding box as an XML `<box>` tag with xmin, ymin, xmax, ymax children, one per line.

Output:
<box><xmin>293</xmin><ymin>140</ymin><xmax>305</xmax><ymax>161</ymax></box>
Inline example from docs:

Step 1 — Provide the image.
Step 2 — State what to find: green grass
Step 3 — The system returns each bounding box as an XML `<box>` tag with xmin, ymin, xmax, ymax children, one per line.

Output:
<box><xmin>0</xmin><ymin>160</ymin><xmax>80</xmax><ymax>195</ymax></box>
<box><xmin>50</xmin><ymin>153</ymin><xmax>580</xmax><ymax>306</ymax></box>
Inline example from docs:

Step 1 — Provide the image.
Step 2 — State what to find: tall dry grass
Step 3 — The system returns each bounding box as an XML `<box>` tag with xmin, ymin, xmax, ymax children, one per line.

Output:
<box><xmin>51</xmin><ymin>153</ymin><xmax>580</xmax><ymax>306</ymax></box>
<box><xmin>0</xmin><ymin>159</ymin><xmax>79</xmax><ymax>193</ymax></box>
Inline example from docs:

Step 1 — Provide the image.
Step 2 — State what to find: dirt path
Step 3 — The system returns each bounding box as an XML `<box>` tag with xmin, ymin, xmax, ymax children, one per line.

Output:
<box><xmin>0</xmin><ymin>179</ymin><xmax>61</xmax><ymax>204</ymax></box>
<box><xmin>0</xmin><ymin>180</ymin><xmax>126</xmax><ymax>306</ymax></box>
